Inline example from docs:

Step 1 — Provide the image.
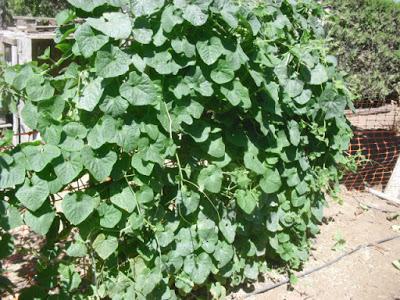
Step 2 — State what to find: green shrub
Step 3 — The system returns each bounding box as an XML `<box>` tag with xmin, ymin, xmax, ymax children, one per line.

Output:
<box><xmin>326</xmin><ymin>0</ymin><xmax>400</xmax><ymax>103</ymax></box>
<box><xmin>0</xmin><ymin>0</ymin><xmax>352</xmax><ymax>298</ymax></box>
<box><xmin>8</xmin><ymin>0</ymin><xmax>68</xmax><ymax>17</ymax></box>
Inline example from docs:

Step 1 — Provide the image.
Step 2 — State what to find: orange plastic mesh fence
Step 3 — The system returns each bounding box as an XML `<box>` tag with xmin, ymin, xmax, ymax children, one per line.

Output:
<box><xmin>342</xmin><ymin>99</ymin><xmax>400</xmax><ymax>190</ymax></box>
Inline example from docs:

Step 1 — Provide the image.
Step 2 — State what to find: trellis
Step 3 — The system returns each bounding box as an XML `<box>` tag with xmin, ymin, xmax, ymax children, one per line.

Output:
<box><xmin>343</xmin><ymin>99</ymin><xmax>400</xmax><ymax>199</ymax></box>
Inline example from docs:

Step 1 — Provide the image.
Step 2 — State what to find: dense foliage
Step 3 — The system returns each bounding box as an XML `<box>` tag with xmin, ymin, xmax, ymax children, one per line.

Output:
<box><xmin>7</xmin><ymin>0</ymin><xmax>69</xmax><ymax>17</ymax></box>
<box><xmin>0</xmin><ymin>0</ymin><xmax>352</xmax><ymax>298</ymax></box>
<box><xmin>326</xmin><ymin>0</ymin><xmax>400</xmax><ymax>103</ymax></box>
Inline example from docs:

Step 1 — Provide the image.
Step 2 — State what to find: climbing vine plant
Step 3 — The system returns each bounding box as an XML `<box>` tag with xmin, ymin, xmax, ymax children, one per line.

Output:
<box><xmin>0</xmin><ymin>0</ymin><xmax>352</xmax><ymax>298</ymax></box>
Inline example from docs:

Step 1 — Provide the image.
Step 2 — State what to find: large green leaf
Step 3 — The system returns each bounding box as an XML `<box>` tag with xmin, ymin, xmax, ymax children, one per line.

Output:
<box><xmin>235</xmin><ymin>189</ymin><xmax>257</xmax><ymax>214</ymax></box>
<box><xmin>131</xmin><ymin>153</ymin><xmax>154</xmax><ymax>176</ymax></box>
<box><xmin>58</xmin><ymin>264</ymin><xmax>82</xmax><ymax>292</ymax></box>
<box><xmin>309</xmin><ymin>63</ymin><xmax>328</xmax><ymax>85</ymax></box>
<box><xmin>67</xmin><ymin>0</ymin><xmax>105</xmax><ymax>12</ymax></box>
<box><xmin>182</xmin><ymin>5</ymin><xmax>209</xmax><ymax>26</ymax></box>
<box><xmin>120</xmin><ymin>72</ymin><xmax>161</xmax><ymax>106</ymax></box>
<box><xmin>16</xmin><ymin>175</ymin><xmax>49</xmax><ymax>211</ymax></box>
<box><xmin>132</xmin><ymin>28</ymin><xmax>153</xmax><ymax>44</ymax></box>
<box><xmin>198</xmin><ymin>165</ymin><xmax>223</xmax><ymax>193</ymax></box>
<box><xmin>87</xmin><ymin>116</ymin><xmax>118</xmax><ymax>149</ymax></box>
<box><xmin>77</xmin><ymin>77</ymin><xmax>104</xmax><ymax>111</ymax></box>
<box><xmin>172</xmin><ymin>38</ymin><xmax>196</xmax><ymax>58</ymax></box>
<box><xmin>213</xmin><ymin>240</ymin><xmax>234</xmax><ymax>268</ymax></box>
<box><xmin>81</xmin><ymin>146</ymin><xmax>117</xmax><ymax>182</ymax></box>
<box><xmin>183</xmin><ymin>253</ymin><xmax>213</xmax><ymax>284</ymax></box>
<box><xmin>175</xmin><ymin>227</ymin><xmax>198</xmax><ymax>256</ymax></box>
<box><xmin>260</xmin><ymin>168</ymin><xmax>282</xmax><ymax>194</ymax></box>
<box><xmin>178</xmin><ymin>187</ymin><xmax>200</xmax><ymax>215</ymax></box>
<box><xmin>145</xmin><ymin>51</ymin><xmax>181</xmax><ymax>75</ymax></box>
<box><xmin>288</xmin><ymin>120</ymin><xmax>300</xmax><ymax>146</ymax></box>
<box><xmin>22</xmin><ymin>144</ymin><xmax>61</xmax><ymax>172</ymax></box>
<box><xmin>154</xmin><ymin>28</ymin><xmax>167</xmax><ymax>47</ymax></box>
<box><xmin>99</xmin><ymin>96</ymin><xmax>129</xmax><ymax>117</ymax></box>
<box><xmin>115</xmin><ymin>124</ymin><xmax>141</xmax><ymax>152</ymax></box>
<box><xmin>92</xmin><ymin>234</ymin><xmax>118</xmax><ymax>259</ymax></box>
<box><xmin>24</xmin><ymin>206</ymin><xmax>55</xmax><ymax>235</ymax></box>
<box><xmin>21</xmin><ymin>102</ymin><xmax>38</xmax><ymax>129</ymax></box>
<box><xmin>87</xmin><ymin>12</ymin><xmax>132</xmax><ymax>40</ymax></box>
<box><xmin>26</xmin><ymin>81</ymin><xmax>55</xmax><ymax>102</ymax></box>
<box><xmin>283</xmin><ymin>167</ymin><xmax>300</xmax><ymax>187</ymax></box>
<box><xmin>66</xmin><ymin>239</ymin><xmax>88</xmax><ymax>257</ymax></box>
<box><xmin>319</xmin><ymin>87</ymin><xmax>347</xmax><ymax>119</ymax></box>
<box><xmin>95</xmin><ymin>46</ymin><xmax>131</xmax><ymax>78</ymax></box>
<box><xmin>286</xmin><ymin>79</ymin><xmax>303</xmax><ymax>98</ymax></box>
<box><xmin>62</xmin><ymin>192</ymin><xmax>98</xmax><ymax>225</ymax></box>
<box><xmin>294</xmin><ymin>89</ymin><xmax>312</xmax><ymax>105</ymax></box>
<box><xmin>110</xmin><ymin>182</ymin><xmax>136</xmax><ymax>213</ymax></box>
<box><xmin>131</xmin><ymin>0</ymin><xmax>165</xmax><ymax>16</ymax></box>
<box><xmin>0</xmin><ymin>158</ymin><xmax>25</xmax><ymax>189</ymax></box>
<box><xmin>218</xmin><ymin>218</ymin><xmax>236</xmax><ymax>244</ymax></box>
<box><xmin>136</xmin><ymin>185</ymin><xmax>154</xmax><ymax>204</ymax></box>
<box><xmin>215</xmin><ymin>0</ymin><xmax>239</xmax><ymax>29</ymax></box>
<box><xmin>197</xmin><ymin>212</ymin><xmax>218</xmax><ymax>253</ymax></box>
<box><xmin>221</xmin><ymin>79</ymin><xmax>251</xmax><ymax>109</ymax></box>
<box><xmin>53</xmin><ymin>151</ymin><xmax>83</xmax><ymax>185</ymax></box>
<box><xmin>210</xmin><ymin>60</ymin><xmax>235</xmax><ymax>84</ymax></box>
<box><xmin>206</xmin><ymin>136</ymin><xmax>225</xmax><ymax>158</ymax></box>
<box><xmin>75</xmin><ymin>23</ymin><xmax>109</xmax><ymax>58</ymax></box>
<box><xmin>174</xmin><ymin>67</ymin><xmax>213</xmax><ymax>98</ymax></box>
<box><xmin>161</xmin><ymin>5</ymin><xmax>183</xmax><ymax>33</ymax></box>
<box><xmin>97</xmin><ymin>203</ymin><xmax>122</xmax><ymax>228</ymax></box>
<box><xmin>243</xmin><ymin>143</ymin><xmax>265</xmax><ymax>175</ymax></box>
<box><xmin>196</xmin><ymin>37</ymin><xmax>224</xmax><ymax>65</ymax></box>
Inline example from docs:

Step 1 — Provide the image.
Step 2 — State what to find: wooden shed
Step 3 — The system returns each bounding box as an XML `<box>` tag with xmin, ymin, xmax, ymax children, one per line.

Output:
<box><xmin>0</xmin><ymin>16</ymin><xmax>56</xmax><ymax>144</ymax></box>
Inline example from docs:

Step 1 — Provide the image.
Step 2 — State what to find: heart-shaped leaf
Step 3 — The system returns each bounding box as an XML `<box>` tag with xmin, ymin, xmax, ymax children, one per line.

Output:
<box><xmin>87</xmin><ymin>12</ymin><xmax>132</xmax><ymax>40</ymax></box>
<box><xmin>22</xmin><ymin>144</ymin><xmax>61</xmax><ymax>172</ymax></box>
<box><xmin>62</xmin><ymin>192</ymin><xmax>98</xmax><ymax>225</ymax></box>
<box><xmin>81</xmin><ymin>146</ymin><xmax>117</xmax><ymax>182</ymax></box>
<box><xmin>92</xmin><ymin>234</ymin><xmax>118</xmax><ymax>259</ymax></box>
<box><xmin>24</xmin><ymin>206</ymin><xmax>55</xmax><ymax>235</ymax></box>
<box><xmin>16</xmin><ymin>175</ymin><xmax>49</xmax><ymax>211</ymax></box>
<box><xmin>75</xmin><ymin>23</ymin><xmax>109</xmax><ymax>58</ymax></box>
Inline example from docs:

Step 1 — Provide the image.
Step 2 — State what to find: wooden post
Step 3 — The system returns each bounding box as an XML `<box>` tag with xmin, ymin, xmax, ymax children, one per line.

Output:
<box><xmin>14</xmin><ymin>36</ymin><xmax>33</xmax><ymax>144</ymax></box>
<box><xmin>11</xmin><ymin>44</ymin><xmax>17</xmax><ymax>65</ymax></box>
<box><xmin>10</xmin><ymin>42</ymin><xmax>20</xmax><ymax>145</ymax></box>
<box><xmin>385</xmin><ymin>157</ymin><xmax>400</xmax><ymax>200</ymax></box>
<box><xmin>17</xmin><ymin>36</ymin><xmax>32</xmax><ymax>63</ymax></box>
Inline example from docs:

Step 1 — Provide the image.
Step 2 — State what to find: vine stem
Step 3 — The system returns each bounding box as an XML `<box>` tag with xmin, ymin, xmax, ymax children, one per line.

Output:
<box><xmin>162</xmin><ymin>101</ymin><xmax>221</xmax><ymax>221</ymax></box>
<box><xmin>123</xmin><ymin>174</ymin><xmax>164</xmax><ymax>272</ymax></box>
<box><xmin>124</xmin><ymin>174</ymin><xmax>142</xmax><ymax>216</ymax></box>
<box><xmin>182</xmin><ymin>178</ymin><xmax>221</xmax><ymax>222</ymax></box>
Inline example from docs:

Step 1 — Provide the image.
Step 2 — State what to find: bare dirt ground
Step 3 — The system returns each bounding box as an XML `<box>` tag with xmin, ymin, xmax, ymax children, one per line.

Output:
<box><xmin>2</xmin><ymin>187</ymin><xmax>400</xmax><ymax>299</ymax></box>
<box><xmin>232</xmin><ymin>187</ymin><xmax>400</xmax><ymax>300</ymax></box>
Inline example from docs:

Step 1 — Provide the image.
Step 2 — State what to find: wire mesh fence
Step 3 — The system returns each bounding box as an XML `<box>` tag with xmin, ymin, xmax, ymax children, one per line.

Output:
<box><xmin>343</xmin><ymin>99</ymin><xmax>400</xmax><ymax>192</ymax></box>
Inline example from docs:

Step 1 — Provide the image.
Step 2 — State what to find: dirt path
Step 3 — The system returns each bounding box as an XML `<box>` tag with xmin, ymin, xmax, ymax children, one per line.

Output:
<box><xmin>233</xmin><ymin>188</ymin><xmax>400</xmax><ymax>300</ymax></box>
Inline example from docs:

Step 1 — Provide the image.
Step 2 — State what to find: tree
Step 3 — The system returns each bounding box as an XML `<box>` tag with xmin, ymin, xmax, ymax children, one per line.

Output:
<box><xmin>8</xmin><ymin>0</ymin><xmax>68</xmax><ymax>17</ymax></box>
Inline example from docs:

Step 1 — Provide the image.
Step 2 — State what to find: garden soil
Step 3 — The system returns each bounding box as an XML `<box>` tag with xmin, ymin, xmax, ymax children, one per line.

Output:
<box><xmin>231</xmin><ymin>187</ymin><xmax>400</xmax><ymax>300</ymax></box>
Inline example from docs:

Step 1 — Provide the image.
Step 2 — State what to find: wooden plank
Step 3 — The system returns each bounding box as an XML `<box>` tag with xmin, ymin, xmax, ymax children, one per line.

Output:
<box><xmin>345</xmin><ymin>105</ymin><xmax>395</xmax><ymax>116</ymax></box>
<box><xmin>385</xmin><ymin>157</ymin><xmax>400</xmax><ymax>200</ymax></box>
<box><xmin>17</xmin><ymin>37</ymin><xmax>32</xmax><ymax>63</ymax></box>
<box><xmin>0</xmin><ymin>36</ymin><xmax>17</xmax><ymax>46</ymax></box>
<box><xmin>367</xmin><ymin>187</ymin><xmax>400</xmax><ymax>206</ymax></box>
<box><xmin>11</xmin><ymin>45</ymin><xmax>17</xmax><ymax>65</ymax></box>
